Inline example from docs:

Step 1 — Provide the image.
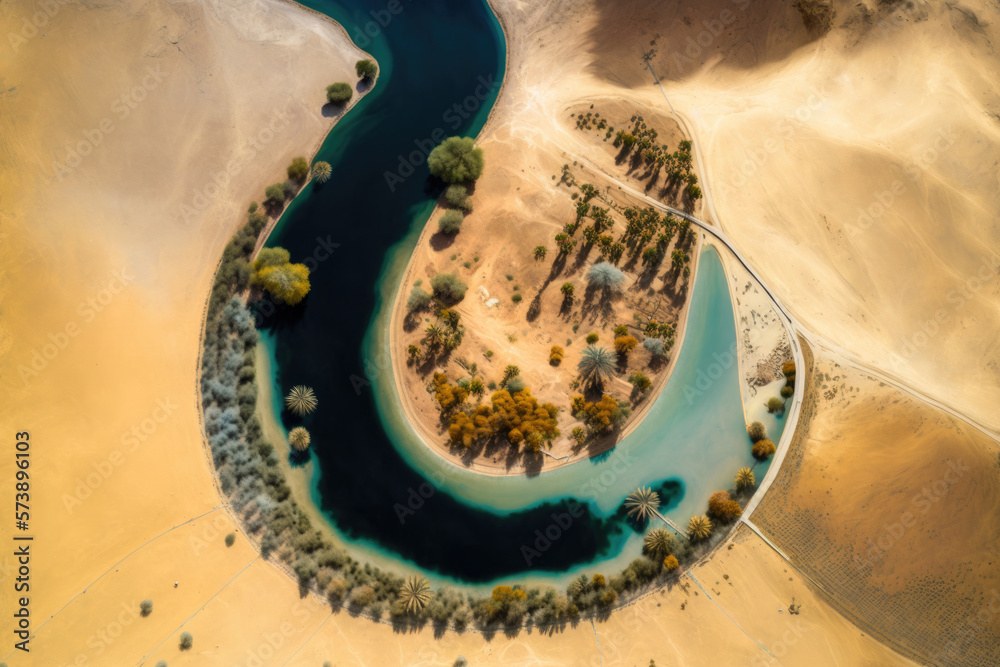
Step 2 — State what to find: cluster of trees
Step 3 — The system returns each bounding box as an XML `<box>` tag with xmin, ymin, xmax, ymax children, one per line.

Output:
<box><xmin>612</xmin><ymin>114</ymin><xmax>700</xmax><ymax>202</ymax></box>
<box><xmin>430</xmin><ymin>138</ymin><xmax>483</xmax><ymax>236</ymax></box>
<box><xmin>421</xmin><ymin>307</ymin><xmax>466</xmax><ymax>355</ymax></box>
<box><xmin>434</xmin><ymin>373</ymin><xmax>560</xmax><ymax>452</ymax></box>
<box><xmin>571</xmin><ymin>394</ymin><xmax>631</xmax><ymax>435</ymax></box>
<box><xmin>747</xmin><ymin>420</ymin><xmax>776</xmax><ymax>460</ymax></box>
<box><xmin>251</xmin><ymin>247</ymin><xmax>311</xmax><ymax>306</ymax></box>
<box><xmin>325</xmin><ymin>60</ymin><xmax>378</xmax><ymax>106</ymax></box>
<box><xmin>206</xmin><ymin>202</ymin><xmax>271</xmax><ymax>320</ymax></box>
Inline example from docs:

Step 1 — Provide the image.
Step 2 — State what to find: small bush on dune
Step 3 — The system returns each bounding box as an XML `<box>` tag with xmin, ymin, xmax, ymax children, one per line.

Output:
<box><xmin>287</xmin><ymin>157</ymin><xmax>309</xmax><ymax>181</ymax></box>
<box><xmin>225</xmin><ymin>532</ymin><xmax>236</xmax><ymax>547</ymax></box>
<box><xmin>140</xmin><ymin>599</ymin><xmax>153</xmax><ymax>617</ymax></box>
<box><xmin>444</xmin><ymin>184</ymin><xmax>472</xmax><ymax>211</ymax></box>
<box><xmin>356</xmin><ymin>59</ymin><xmax>378</xmax><ymax>80</ymax></box>
<box><xmin>586</xmin><ymin>332</ymin><xmax>599</xmax><ymax>344</ymax></box>
<box><xmin>179</xmin><ymin>632</ymin><xmax>193</xmax><ymax>650</ymax></box>
<box><xmin>550</xmin><ymin>346</ymin><xmax>564</xmax><ymax>365</ymax></box>
<box><xmin>326</xmin><ymin>82</ymin><xmax>353</xmax><ymax>104</ymax></box>
<box><xmin>265</xmin><ymin>183</ymin><xmax>287</xmax><ymax>203</ymax></box>
<box><xmin>438</xmin><ymin>210</ymin><xmax>464</xmax><ymax>234</ymax></box>
<box><xmin>407</xmin><ymin>286</ymin><xmax>433</xmax><ymax>311</ymax></box>
<box><xmin>431</xmin><ymin>273</ymin><xmax>468</xmax><ymax>303</ymax></box>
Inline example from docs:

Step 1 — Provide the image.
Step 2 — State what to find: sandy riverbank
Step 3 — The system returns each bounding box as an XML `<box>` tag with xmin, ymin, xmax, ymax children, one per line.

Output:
<box><xmin>387</xmin><ymin>3</ymin><xmax>710</xmax><ymax>476</ymax></box>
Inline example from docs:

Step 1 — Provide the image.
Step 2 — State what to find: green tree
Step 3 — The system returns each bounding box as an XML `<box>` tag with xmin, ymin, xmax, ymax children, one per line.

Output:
<box><xmin>430</xmin><ymin>273</ymin><xmax>468</xmax><ymax>303</ymax></box>
<box><xmin>443</xmin><ymin>184</ymin><xmax>472</xmax><ymax>210</ymax></box>
<box><xmin>253</xmin><ymin>262</ymin><xmax>311</xmax><ymax>305</ymax></box>
<box><xmin>407</xmin><ymin>286</ymin><xmax>432</xmax><ymax>311</ymax></box>
<box><xmin>287</xmin><ymin>157</ymin><xmax>309</xmax><ymax>181</ymax></box>
<box><xmin>428</xmin><ymin>137</ymin><xmax>484</xmax><ymax>183</ymax></box>
<box><xmin>533</xmin><ymin>245</ymin><xmax>547</xmax><ymax>260</ymax></box>
<box><xmin>265</xmin><ymin>183</ymin><xmax>287</xmax><ymax>203</ymax></box>
<box><xmin>355</xmin><ymin>59</ymin><xmax>378</xmax><ymax>80</ymax></box>
<box><xmin>326</xmin><ymin>82</ymin><xmax>352</xmax><ymax>104</ymax></box>
<box><xmin>438</xmin><ymin>210</ymin><xmax>464</xmax><ymax>234</ymax></box>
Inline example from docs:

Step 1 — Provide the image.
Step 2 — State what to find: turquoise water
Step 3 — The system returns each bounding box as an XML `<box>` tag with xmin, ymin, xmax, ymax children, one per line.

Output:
<box><xmin>259</xmin><ymin>0</ymin><xmax>784</xmax><ymax>584</ymax></box>
<box><xmin>371</xmin><ymin>245</ymin><xmax>783</xmax><ymax>521</ymax></box>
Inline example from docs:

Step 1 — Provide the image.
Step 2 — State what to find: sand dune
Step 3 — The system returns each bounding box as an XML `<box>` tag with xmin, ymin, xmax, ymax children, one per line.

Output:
<box><xmin>1</xmin><ymin>0</ymin><xmax>996</xmax><ymax>664</ymax></box>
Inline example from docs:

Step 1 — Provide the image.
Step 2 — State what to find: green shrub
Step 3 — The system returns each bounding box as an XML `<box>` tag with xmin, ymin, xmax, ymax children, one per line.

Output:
<box><xmin>156</xmin><ymin>662</ymin><xmax>167</xmax><ymax>667</ymax></box>
<box><xmin>780</xmin><ymin>386</ymin><xmax>793</xmax><ymax>399</ymax></box>
<box><xmin>767</xmin><ymin>396</ymin><xmax>786</xmax><ymax>413</ymax></box>
<box><xmin>265</xmin><ymin>183</ymin><xmax>287</xmax><ymax>203</ymax></box>
<box><xmin>438</xmin><ymin>210</ymin><xmax>464</xmax><ymax>234</ymax></box>
<box><xmin>407</xmin><ymin>286</ymin><xmax>433</xmax><ymax>311</ymax></box>
<box><xmin>430</xmin><ymin>273</ymin><xmax>468</xmax><ymax>303</ymax></box>
<box><xmin>287</xmin><ymin>157</ymin><xmax>309</xmax><ymax>181</ymax></box>
<box><xmin>140</xmin><ymin>599</ymin><xmax>153</xmax><ymax>617</ymax></box>
<box><xmin>586</xmin><ymin>333</ymin><xmax>599</xmax><ymax>344</ymax></box>
<box><xmin>512</xmin><ymin>293</ymin><xmax>522</xmax><ymax>303</ymax></box>
<box><xmin>248</xmin><ymin>201</ymin><xmax>258</xmax><ymax>213</ymax></box>
<box><xmin>355</xmin><ymin>59</ymin><xmax>378</xmax><ymax>80</ymax></box>
<box><xmin>326</xmin><ymin>82</ymin><xmax>353</xmax><ymax>104</ymax></box>
<box><xmin>428</xmin><ymin>137</ymin><xmax>484</xmax><ymax>183</ymax></box>
<box><xmin>444</xmin><ymin>184</ymin><xmax>472</xmax><ymax>210</ymax></box>
<box><xmin>179</xmin><ymin>632</ymin><xmax>193</xmax><ymax>650</ymax></box>
<box><xmin>225</xmin><ymin>532</ymin><xmax>236</xmax><ymax>547</ymax></box>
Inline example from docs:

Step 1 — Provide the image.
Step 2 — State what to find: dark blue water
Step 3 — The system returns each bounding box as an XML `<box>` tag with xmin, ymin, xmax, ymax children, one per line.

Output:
<box><xmin>261</xmin><ymin>0</ymin><xmax>666</xmax><ymax>583</ymax></box>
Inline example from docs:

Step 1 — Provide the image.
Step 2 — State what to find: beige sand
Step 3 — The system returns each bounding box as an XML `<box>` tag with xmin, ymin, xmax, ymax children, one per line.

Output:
<box><xmin>0</xmin><ymin>0</ymin><xmax>993</xmax><ymax>665</ymax></box>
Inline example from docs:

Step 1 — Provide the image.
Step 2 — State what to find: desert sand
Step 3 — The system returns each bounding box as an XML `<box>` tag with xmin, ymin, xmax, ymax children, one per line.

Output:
<box><xmin>2</xmin><ymin>0</ymin><xmax>998</xmax><ymax>665</ymax></box>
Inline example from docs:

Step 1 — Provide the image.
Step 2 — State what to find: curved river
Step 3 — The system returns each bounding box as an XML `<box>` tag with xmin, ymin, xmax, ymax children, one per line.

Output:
<box><xmin>262</xmin><ymin>0</ymin><xmax>785</xmax><ymax>586</ymax></box>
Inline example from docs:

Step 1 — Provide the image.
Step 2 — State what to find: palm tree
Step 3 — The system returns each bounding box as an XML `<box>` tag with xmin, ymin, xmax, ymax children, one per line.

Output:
<box><xmin>735</xmin><ymin>467</ymin><xmax>755</xmax><ymax>491</ymax></box>
<box><xmin>502</xmin><ymin>365</ymin><xmax>520</xmax><ymax>384</ymax></box>
<box><xmin>624</xmin><ymin>486</ymin><xmax>660</xmax><ymax>522</ymax></box>
<box><xmin>688</xmin><ymin>515</ymin><xmax>713</xmax><ymax>540</ymax></box>
<box><xmin>311</xmin><ymin>161</ymin><xmax>332</xmax><ymax>183</ymax></box>
<box><xmin>578</xmin><ymin>345</ymin><xmax>615</xmax><ymax>387</ymax></box>
<box><xmin>285</xmin><ymin>386</ymin><xmax>317</xmax><ymax>415</ymax></box>
<box><xmin>398</xmin><ymin>575</ymin><xmax>431</xmax><ymax>613</ymax></box>
<box><xmin>643</xmin><ymin>528</ymin><xmax>674</xmax><ymax>559</ymax></box>
<box><xmin>533</xmin><ymin>245</ymin><xmax>547</xmax><ymax>260</ymax></box>
<box><xmin>288</xmin><ymin>427</ymin><xmax>311</xmax><ymax>452</ymax></box>
<box><xmin>423</xmin><ymin>324</ymin><xmax>444</xmax><ymax>349</ymax></box>
<box><xmin>469</xmin><ymin>378</ymin><xmax>485</xmax><ymax>398</ymax></box>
